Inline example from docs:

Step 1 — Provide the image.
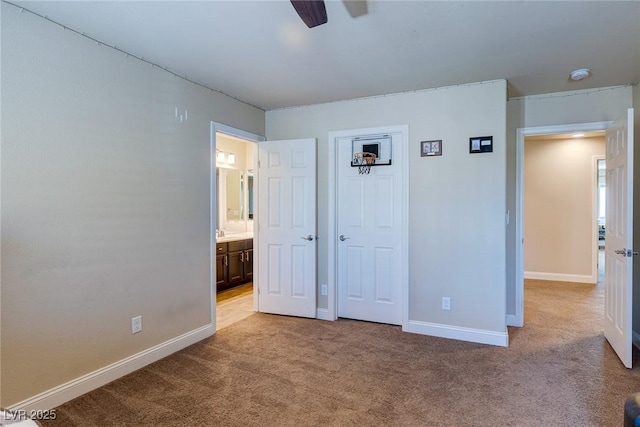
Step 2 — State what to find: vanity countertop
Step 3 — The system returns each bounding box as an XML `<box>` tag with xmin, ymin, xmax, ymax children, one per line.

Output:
<box><xmin>216</xmin><ymin>232</ymin><xmax>254</xmax><ymax>243</ymax></box>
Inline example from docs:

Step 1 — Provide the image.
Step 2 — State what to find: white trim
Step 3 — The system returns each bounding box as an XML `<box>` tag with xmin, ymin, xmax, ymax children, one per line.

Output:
<box><xmin>405</xmin><ymin>320</ymin><xmax>509</xmax><ymax>347</ymax></box>
<box><xmin>524</xmin><ymin>271</ymin><xmax>595</xmax><ymax>284</ymax></box>
<box><xmin>327</xmin><ymin>134</ymin><xmax>338</xmax><ymax>321</ymax></box>
<box><xmin>211</xmin><ymin>122</ymin><xmax>264</xmax><ymax>313</ymax></box>
<box><xmin>212</xmin><ymin>122</ymin><xmax>265</xmax><ymax>143</ymax></box>
<box><xmin>316</xmin><ymin>308</ymin><xmax>333</xmax><ymax>321</ymax></box>
<box><xmin>327</xmin><ymin>125</ymin><xmax>409</xmax><ymax>327</ymax></box>
<box><xmin>514</xmin><ymin>121</ymin><xmax>610</xmax><ymax>328</ymax></box>
<box><xmin>7</xmin><ymin>324</ymin><xmax>215</xmax><ymax>412</ymax></box>
<box><xmin>506</xmin><ymin>314</ymin><xmax>519</xmax><ymax>327</ymax></box>
<box><xmin>209</xmin><ymin>123</ymin><xmax>216</xmax><ymax>328</ymax></box>
<box><xmin>593</xmin><ymin>155</ymin><xmax>606</xmax><ymax>284</ymax></box>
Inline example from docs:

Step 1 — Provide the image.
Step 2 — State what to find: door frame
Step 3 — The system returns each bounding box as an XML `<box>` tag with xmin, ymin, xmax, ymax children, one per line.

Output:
<box><xmin>513</xmin><ymin>121</ymin><xmax>611</xmax><ymax>327</ymax></box>
<box><xmin>594</xmin><ymin>155</ymin><xmax>606</xmax><ymax>283</ymax></box>
<box><xmin>210</xmin><ymin>122</ymin><xmax>265</xmax><ymax>324</ymax></box>
<box><xmin>327</xmin><ymin>124</ymin><xmax>410</xmax><ymax>327</ymax></box>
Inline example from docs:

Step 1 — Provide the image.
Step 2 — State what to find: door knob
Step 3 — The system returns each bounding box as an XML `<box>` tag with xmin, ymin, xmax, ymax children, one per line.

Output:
<box><xmin>339</xmin><ymin>235</ymin><xmax>350</xmax><ymax>241</ymax></box>
<box><xmin>615</xmin><ymin>248</ymin><xmax>639</xmax><ymax>257</ymax></box>
<box><xmin>301</xmin><ymin>235</ymin><xmax>314</xmax><ymax>241</ymax></box>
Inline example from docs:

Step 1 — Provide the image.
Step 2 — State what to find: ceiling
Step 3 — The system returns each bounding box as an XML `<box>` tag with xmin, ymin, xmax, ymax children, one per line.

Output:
<box><xmin>10</xmin><ymin>0</ymin><xmax>640</xmax><ymax>111</ymax></box>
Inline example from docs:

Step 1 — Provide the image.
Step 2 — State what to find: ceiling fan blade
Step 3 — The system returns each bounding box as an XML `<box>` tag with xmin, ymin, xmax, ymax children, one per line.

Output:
<box><xmin>342</xmin><ymin>0</ymin><xmax>367</xmax><ymax>18</ymax></box>
<box><xmin>290</xmin><ymin>0</ymin><xmax>328</xmax><ymax>28</ymax></box>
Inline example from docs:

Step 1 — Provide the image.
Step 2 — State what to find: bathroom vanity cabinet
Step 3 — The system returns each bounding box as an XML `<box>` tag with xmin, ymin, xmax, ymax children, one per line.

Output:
<box><xmin>216</xmin><ymin>238</ymin><xmax>253</xmax><ymax>292</ymax></box>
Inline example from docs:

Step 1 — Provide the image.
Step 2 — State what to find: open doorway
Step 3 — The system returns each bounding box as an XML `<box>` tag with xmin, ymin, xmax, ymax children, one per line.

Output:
<box><xmin>522</xmin><ymin>131</ymin><xmax>605</xmax><ymax>285</ymax></box>
<box><xmin>513</xmin><ymin>121</ymin><xmax>610</xmax><ymax>327</ymax></box>
<box><xmin>211</xmin><ymin>123</ymin><xmax>262</xmax><ymax>330</ymax></box>
<box><xmin>597</xmin><ymin>158</ymin><xmax>606</xmax><ymax>284</ymax></box>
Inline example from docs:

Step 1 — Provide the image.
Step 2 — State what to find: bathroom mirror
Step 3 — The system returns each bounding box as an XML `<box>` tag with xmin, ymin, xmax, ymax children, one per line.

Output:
<box><xmin>225</xmin><ymin>169</ymin><xmax>243</xmax><ymax>221</ymax></box>
<box><xmin>217</xmin><ymin>167</ymin><xmax>254</xmax><ymax>232</ymax></box>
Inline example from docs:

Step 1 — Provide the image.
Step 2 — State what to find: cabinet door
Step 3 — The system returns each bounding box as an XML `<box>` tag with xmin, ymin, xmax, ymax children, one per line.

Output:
<box><xmin>244</xmin><ymin>249</ymin><xmax>253</xmax><ymax>281</ymax></box>
<box><xmin>227</xmin><ymin>250</ymin><xmax>244</xmax><ymax>286</ymax></box>
<box><xmin>216</xmin><ymin>254</ymin><xmax>228</xmax><ymax>291</ymax></box>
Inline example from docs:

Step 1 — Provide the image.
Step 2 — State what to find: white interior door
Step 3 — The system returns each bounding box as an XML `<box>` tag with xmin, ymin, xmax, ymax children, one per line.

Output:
<box><xmin>604</xmin><ymin>108</ymin><xmax>634</xmax><ymax>368</ymax></box>
<box><xmin>258</xmin><ymin>138</ymin><xmax>317</xmax><ymax>318</ymax></box>
<box><xmin>337</xmin><ymin>132</ymin><xmax>403</xmax><ymax>325</ymax></box>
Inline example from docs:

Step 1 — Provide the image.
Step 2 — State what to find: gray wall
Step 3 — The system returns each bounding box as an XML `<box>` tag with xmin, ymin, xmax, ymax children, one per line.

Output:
<box><xmin>267</xmin><ymin>80</ymin><xmax>507</xmax><ymax>334</ymax></box>
<box><xmin>506</xmin><ymin>85</ymin><xmax>634</xmax><ymax>318</ymax></box>
<box><xmin>1</xmin><ymin>3</ymin><xmax>264</xmax><ymax>406</ymax></box>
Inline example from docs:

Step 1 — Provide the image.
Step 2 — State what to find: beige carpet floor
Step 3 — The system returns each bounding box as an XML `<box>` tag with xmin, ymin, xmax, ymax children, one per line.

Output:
<box><xmin>41</xmin><ymin>280</ymin><xmax>640</xmax><ymax>426</ymax></box>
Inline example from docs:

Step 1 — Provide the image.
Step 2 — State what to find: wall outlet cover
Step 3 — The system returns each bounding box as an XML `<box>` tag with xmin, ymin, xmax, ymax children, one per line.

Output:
<box><xmin>132</xmin><ymin>316</ymin><xmax>143</xmax><ymax>334</ymax></box>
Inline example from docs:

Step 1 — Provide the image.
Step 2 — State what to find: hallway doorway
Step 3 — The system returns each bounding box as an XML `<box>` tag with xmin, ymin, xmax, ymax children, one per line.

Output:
<box><xmin>514</xmin><ymin>121</ymin><xmax>610</xmax><ymax>327</ymax></box>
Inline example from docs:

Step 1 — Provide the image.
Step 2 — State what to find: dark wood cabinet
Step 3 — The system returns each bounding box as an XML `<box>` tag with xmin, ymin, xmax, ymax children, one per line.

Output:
<box><xmin>216</xmin><ymin>238</ymin><xmax>253</xmax><ymax>292</ymax></box>
<box><xmin>216</xmin><ymin>243</ymin><xmax>228</xmax><ymax>290</ymax></box>
<box><xmin>227</xmin><ymin>249</ymin><xmax>244</xmax><ymax>286</ymax></box>
<box><xmin>244</xmin><ymin>248</ymin><xmax>253</xmax><ymax>281</ymax></box>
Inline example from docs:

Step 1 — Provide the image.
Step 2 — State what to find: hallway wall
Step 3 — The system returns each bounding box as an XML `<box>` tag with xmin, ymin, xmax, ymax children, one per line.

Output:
<box><xmin>523</xmin><ymin>135</ymin><xmax>605</xmax><ymax>283</ymax></box>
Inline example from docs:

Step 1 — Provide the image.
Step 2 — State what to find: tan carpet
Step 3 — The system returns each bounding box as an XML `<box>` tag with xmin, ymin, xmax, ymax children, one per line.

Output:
<box><xmin>41</xmin><ymin>280</ymin><xmax>640</xmax><ymax>426</ymax></box>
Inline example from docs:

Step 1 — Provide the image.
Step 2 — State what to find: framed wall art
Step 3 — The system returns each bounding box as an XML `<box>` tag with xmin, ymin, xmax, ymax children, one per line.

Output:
<box><xmin>469</xmin><ymin>136</ymin><xmax>493</xmax><ymax>153</ymax></box>
<box><xmin>421</xmin><ymin>140</ymin><xmax>442</xmax><ymax>157</ymax></box>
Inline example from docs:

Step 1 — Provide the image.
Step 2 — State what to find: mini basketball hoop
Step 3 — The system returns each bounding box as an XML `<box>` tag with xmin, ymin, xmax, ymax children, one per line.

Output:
<box><xmin>352</xmin><ymin>152</ymin><xmax>377</xmax><ymax>174</ymax></box>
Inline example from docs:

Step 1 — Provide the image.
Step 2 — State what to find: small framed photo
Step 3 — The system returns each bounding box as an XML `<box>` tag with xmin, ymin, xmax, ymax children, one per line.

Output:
<box><xmin>421</xmin><ymin>140</ymin><xmax>442</xmax><ymax>157</ymax></box>
<box><xmin>469</xmin><ymin>136</ymin><xmax>493</xmax><ymax>153</ymax></box>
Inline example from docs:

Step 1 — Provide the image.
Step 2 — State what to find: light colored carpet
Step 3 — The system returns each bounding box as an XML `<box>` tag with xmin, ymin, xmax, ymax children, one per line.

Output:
<box><xmin>41</xmin><ymin>280</ymin><xmax>640</xmax><ymax>426</ymax></box>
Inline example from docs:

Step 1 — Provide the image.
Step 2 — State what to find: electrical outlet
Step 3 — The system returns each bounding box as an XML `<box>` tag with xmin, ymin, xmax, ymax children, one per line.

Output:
<box><xmin>131</xmin><ymin>316</ymin><xmax>142</xmax><ymax>334</ymax></box>
<box><xmin>321</xmin><ymin>284</ymin><xmax>328</xmax><ymax>296</ymax></box>
<box><xmin>442</xmin><ymin>297</ymin><xmax>451</xmax><ymax>311</ymax></box>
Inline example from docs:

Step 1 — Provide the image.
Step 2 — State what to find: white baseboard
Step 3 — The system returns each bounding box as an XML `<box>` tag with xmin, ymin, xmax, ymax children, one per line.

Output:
<box><xmin>316</xmin><ymin>308</ymin><xmax>335</xmax><ymax>321</ymax></box>
<box><xmin>524</xmin><ymin>271</ymin><xmax>595</xmax><ymax>284</ymax></box>
<box><xmin>8</xmin><ymin>323</ymin><xmax>215</xmax><ymax>412</ymax></box>
<box><xmin>506</xmin><ymin>314</ymin><xmax>522</xmax><ymax>327</ymax></box>
<box><xmin>404</xmin><ymin>320</ymin><xmax>508</xmax><ymax>347</ymax></box>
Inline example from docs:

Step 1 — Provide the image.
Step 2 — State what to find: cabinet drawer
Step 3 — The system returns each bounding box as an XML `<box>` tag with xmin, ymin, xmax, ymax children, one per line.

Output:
<box><xmin>228</xmin><ymin>239</ymin><xmax>252</xmax><ymax>252</ymax></box>
<box><xmin>216</xmin><ymin>242</ymin><xmax>227</xmax><ymax>253</ymax></box>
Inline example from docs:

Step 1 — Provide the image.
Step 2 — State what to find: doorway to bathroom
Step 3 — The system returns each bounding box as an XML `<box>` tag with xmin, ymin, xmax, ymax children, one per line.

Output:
<box><xmin>212</xmin><ymin>124</ymin><xmax>261</xmax><ymax>330</ymax></box>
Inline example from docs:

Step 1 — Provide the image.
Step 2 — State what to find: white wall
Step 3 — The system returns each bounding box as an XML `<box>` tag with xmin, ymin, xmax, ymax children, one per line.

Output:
<box><xmin>267</xmin><ymin>80</ymin><xmax>507</xmax><ymax>342</ymax></box>
<box><xmin>1</xmin><ymin>3</ymin><xmax>264</xmax><ymax>407</ymax></box>
<box><xmin>506</xmin><ymin>85</ymin><xmax>633</xmax><ymax>318</ymax></box>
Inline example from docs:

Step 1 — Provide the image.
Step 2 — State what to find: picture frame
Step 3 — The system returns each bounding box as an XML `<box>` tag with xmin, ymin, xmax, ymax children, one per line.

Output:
<box><xmin>421</xmin><ymin>140</ymin><xmax>442</xmax><ymax>157</ymax></box>
<box><xmin>469</xmin><ymin>136</ymin><xmax>493</xmax><ymax>153</ymax></box>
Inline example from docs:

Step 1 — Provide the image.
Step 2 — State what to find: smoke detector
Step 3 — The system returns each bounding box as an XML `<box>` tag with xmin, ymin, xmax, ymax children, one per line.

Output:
<box><xmin>570</xmin><ymin>68</ymin><xmax>591</xmax><ymax>81</ymax></box>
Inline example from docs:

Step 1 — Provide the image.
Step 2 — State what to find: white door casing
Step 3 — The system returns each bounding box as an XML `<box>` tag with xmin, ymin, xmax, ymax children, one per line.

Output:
<box><xmin>513</xmin><ymin>121</ymin><xmax>611</xmax><ymax>328</ymax></box>
<box><xmin>257</xmin><ymin>138</ymin><xmax>317</xmax><ymax>318</ymax></box>
<box><xmin>335</xmin><ymin>130</ymin><xmax>405</xmax><ymax>325</ymax></box>
<box><xmin>604</xmin><ymin>108</ymin><xmax>634</xmax><ymax>369</ymax></box>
